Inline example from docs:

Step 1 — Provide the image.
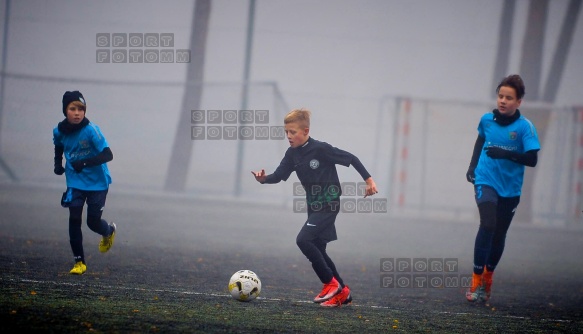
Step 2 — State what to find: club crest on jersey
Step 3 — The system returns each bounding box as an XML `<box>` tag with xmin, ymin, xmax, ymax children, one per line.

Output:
<box><xmin>309</xmin><ymin>159</ymin><xmax>319</xmax><ymax>169</ymax></box>
<box><xmin>79</xmin><ymin>140</ymin><xmax>90</xmax><ymax>148</ymax></box>
<box><xmin>509</xmin><ymin>131</ymin><xmax>517</xmax><ymax>140</ymax></box>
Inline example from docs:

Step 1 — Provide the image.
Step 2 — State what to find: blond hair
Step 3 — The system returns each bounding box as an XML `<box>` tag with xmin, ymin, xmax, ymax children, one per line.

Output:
<box><xmin>66</xmin><ymin>100</ymin><xmax>86</xmax><ymax>111</ymax></box>
<box><xmin>284</xmin><ymin>108</ymin><xmax>311</xmax><ymax>129</ymax></box>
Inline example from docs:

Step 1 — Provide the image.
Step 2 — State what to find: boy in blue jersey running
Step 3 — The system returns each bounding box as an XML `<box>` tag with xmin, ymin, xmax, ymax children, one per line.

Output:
<box><xmin>465</xmin><ymin>75</ymin><xmax>540</xmax><ymax>302</ymax></box>
<box><xmin>252</xmin><ymin>108</ymin><xmax>378</xmax><ymax>307</ymax></box>
<box><xmin>53</xmin><ymin>91</ymin><xmax>116</xmax><ymax>275</ymax></box>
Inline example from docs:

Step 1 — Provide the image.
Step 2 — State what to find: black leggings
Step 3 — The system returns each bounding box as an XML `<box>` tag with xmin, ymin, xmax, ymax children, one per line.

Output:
<box><xmin>296</xmin><ymin>237</ymin><xmax>344</xmax><ymax>286</ymax></box>
<box><xmin>67</xmin><ymin>189</ymin><xmax>111</xmax><ymax>263</ymax></box>
<box><xmin>473</xmin><ymin>186</ymin><xmax>520</xmax><ymax>273</ymax></box>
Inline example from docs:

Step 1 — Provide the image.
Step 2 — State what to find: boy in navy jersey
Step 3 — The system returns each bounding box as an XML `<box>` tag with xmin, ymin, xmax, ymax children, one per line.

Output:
<box><xmin>252</xmin><ymin>108</ymin><xmax>378</xmax><ymax>307</ymax></box>
<box><xmin>465</xmin><ymin>75</ymin><xmax>540</xmax><ymax>302</ymax></box>
<box><xmin>53</xmin><ymin>91</ymin><xmax>116</xmax><ymax>275</ymax></box>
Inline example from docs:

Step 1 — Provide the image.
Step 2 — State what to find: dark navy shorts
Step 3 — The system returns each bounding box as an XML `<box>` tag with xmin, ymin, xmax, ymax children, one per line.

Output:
<box><xmin>474</xmin><ymin>184</ymin><xmax>499</xmax><ymax>205</ymax></box>
<box><xmin>61</xmin><ymin>187</ymin><xmax>108</xmax><ymax>217</ymax></box>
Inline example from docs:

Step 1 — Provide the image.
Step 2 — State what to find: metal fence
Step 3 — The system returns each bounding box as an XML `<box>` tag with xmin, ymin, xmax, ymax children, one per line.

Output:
<box><xmin>374</xmin><ymin>96</ymin><xmax>582</xmax><ymax>227</ymax></box>
<box><xmin>0</xmin><ymin>72</ymin><xmax>580</xmax><ymax>227</ymax></box>
<box><xmin>0</xmin><ymin>72</ymin><xmax>290</xmax><ymax>203</ymax></box>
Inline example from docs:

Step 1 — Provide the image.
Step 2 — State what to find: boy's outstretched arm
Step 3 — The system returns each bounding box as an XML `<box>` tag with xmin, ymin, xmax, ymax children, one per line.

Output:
<box><xmin>251</xmin><ymin>169</ymin><xmax>267</xmax><ymax>183</ymax></box>
<box><xmin>252</xmin><ymin>169</ymin><xmax>284</xmax><ymax>184</ymax></box>
<box><xmin>364</xmin><ymin>177</ymin><xmax>378</xmax><ymax>198</ymax></box>
<box><xmin>346</xmin><ymin>153</ymin><xmax>378</xmax><ymax>197</ymax></box>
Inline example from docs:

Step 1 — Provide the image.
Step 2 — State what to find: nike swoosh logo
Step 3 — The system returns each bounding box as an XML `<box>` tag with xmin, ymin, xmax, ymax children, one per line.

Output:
<box><xmin>306</xmin><ymin>222</ymin><xmax>316</xmax><ymax>226</ymax></box>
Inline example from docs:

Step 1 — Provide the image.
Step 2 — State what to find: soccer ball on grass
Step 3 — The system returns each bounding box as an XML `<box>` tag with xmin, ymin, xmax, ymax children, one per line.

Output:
<box><xmin>228</xmin><ymin>269</ymin><xmax>261</xmax><ymax>302</ymax></box>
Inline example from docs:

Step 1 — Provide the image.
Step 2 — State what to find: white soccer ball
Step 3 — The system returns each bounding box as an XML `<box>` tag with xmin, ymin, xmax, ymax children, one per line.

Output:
<box><xmin>228</xmin><ymin>269</ymin><xmax>261</xmax><ymax>302</ymax></box>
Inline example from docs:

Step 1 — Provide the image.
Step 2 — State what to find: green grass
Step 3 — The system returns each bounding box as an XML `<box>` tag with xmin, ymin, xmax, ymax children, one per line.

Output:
<box><xmin>0</xmin><ymin>277</ymin><xmax>577</xmax><ymax>333</ymax></box>
<box><xmin>1</xmin><ymin>184</ymin><xmax>581</xmax><ymax>333</ymax></box>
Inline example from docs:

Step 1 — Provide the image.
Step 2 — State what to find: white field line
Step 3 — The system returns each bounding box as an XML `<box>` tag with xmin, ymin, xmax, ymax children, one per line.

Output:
<box><xmin>3</xmin><ymin>277</ymin><xmax>573</xmax><ymax>324</ymax></box>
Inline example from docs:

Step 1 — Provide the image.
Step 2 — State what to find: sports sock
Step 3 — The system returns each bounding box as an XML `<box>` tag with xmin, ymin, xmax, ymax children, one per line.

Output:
<box><xmin>473</xmin><ymin>226</ymin><xmax>494</xmax><ymax>275</ymax></box>
<box><xmin>69</xmin><ymin>212</ymin><xmax>84</xmax><ymax>264</ymax></box>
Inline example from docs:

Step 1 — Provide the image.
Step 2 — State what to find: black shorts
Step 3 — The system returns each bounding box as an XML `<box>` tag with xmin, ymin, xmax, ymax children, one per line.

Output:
<box><xmin>297</xmin><ymin>209</ymin><xmax>339</xmax><ymax>243</ymax></box>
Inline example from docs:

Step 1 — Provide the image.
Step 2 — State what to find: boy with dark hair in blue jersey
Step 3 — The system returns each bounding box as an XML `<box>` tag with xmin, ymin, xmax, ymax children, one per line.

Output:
<box><xmin>252</xmin><ymin>108</ymin><xmax>378</xmax><ymax>307</ymax></box>
<box><xmin>53</xmin><ymin>90</ymin><xmax>116</xmax><ymax>275</ymax></box>
<box><xmin>465</xmin><ymin>74</ymin><xmax>540</xmax><ymax>302</ymax></box>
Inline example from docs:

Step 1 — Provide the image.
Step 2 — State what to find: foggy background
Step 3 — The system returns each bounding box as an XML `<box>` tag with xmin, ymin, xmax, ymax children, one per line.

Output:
<box><xmin>0</xmin><ymin>0</ymin><xmax>582</xmax><ymax>227</ymax></box>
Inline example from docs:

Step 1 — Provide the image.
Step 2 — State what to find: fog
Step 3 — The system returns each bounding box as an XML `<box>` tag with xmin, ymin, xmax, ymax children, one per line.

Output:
<box><xmin>0</xmin><ymin>0</ymin><xmax>582</xmax><ymax>226</ymax></box>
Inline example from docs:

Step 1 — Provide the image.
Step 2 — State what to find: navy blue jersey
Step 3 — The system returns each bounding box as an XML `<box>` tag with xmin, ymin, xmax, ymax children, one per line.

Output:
<box><xmin>265</xmin><ymin>137</ymin><xmax>370</xmax><ymax>205</ymax></box>
<box><xmin>474</xmin><ymin>112</ymin><xmax>540</xmax><ymax>197</ymax></box>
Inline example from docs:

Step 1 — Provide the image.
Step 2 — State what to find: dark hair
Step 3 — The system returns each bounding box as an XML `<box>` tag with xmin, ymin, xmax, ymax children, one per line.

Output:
<box><xmin>496</xmin><ymin>74</ymin><xmax>525</xmax><ymax>100</ymax></box>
